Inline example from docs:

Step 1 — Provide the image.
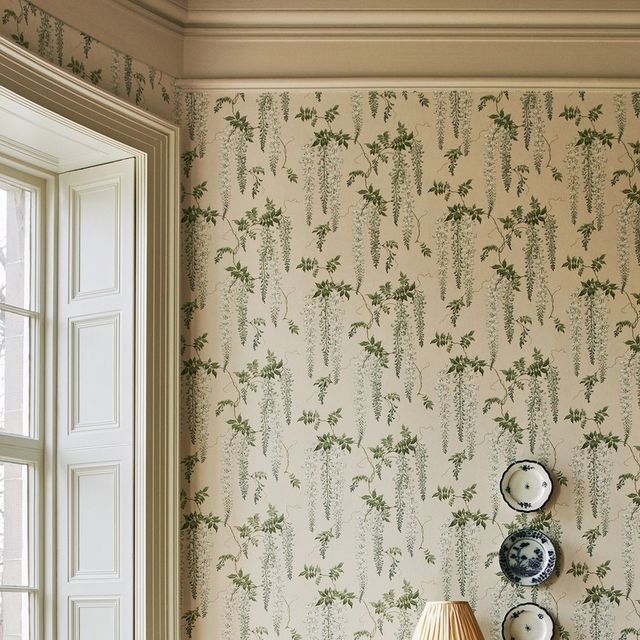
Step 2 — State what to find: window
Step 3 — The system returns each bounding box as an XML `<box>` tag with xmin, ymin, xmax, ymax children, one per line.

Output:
<box><xmin>0</xmin><ymin>44</ymin><xmax>182</xmax><ymax>631</ymax></box>
<box><xmin>0</xmin><ymin>166</ymin><xmax>43</xmax><ymax>640</ymax></box>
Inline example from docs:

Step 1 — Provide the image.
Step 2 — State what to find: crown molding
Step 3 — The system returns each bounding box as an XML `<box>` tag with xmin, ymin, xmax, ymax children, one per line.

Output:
<box><xmin>117</xmin><ymin>1</ymin><xmax>640</xmax><ymax>35</ymax></box>
<box><xmin>180</xmin><ymin>35</ymin><xmax>640</xmax><ymax>81</ymax></box>
<box><xmin>111</xmin><ymin>0</ymin><xmax>187</xmax><ymax>31</ymax></box>
<box><xmin>183</xmin><ymin>9</ymin><xmax>640</xmax><ymax>34</ymax></box>
<box><xmin>177</xmin><ymin>76</ymin><xmax>640</xmax><ymax>90</ymax></box>
<box><xmin>34</xmin><ymin>0</ymin><xmax>640</xmax><ymax>86</ymax></box>
<box><xmin>186</xmin><ymin>0</ymin><xmax>640</xmax><ymax>7</ymax></box>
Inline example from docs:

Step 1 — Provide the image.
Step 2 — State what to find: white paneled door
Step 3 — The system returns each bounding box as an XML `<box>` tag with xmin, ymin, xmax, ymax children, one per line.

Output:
<box><xmin>57</xmin><ymin>159</ymin><xmax>135</xmax><ymax>640</ymax></box>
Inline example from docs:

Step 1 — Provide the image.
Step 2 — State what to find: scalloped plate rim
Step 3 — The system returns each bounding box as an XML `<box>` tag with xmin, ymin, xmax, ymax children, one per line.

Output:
<box><xmin>498</xmin><ymin>528</ymin><xmax>557</xmax><ymax>586</ymax></box>
<box><xmin>501</xmin><ymin>602</ymin><xmax>555</xmax><ymax>640</ymax></box>
<box><xmin>500</xmin><ymin>459</ymin><xmax>554</xmax><ymax>513</ymax></box>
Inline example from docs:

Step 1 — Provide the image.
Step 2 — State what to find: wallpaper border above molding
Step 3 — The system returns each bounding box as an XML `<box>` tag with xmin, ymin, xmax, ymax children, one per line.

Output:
<box><xmin>0</xmin><ymin>0</ymin><xmax>178</xmax><ymax>120</ymax></box>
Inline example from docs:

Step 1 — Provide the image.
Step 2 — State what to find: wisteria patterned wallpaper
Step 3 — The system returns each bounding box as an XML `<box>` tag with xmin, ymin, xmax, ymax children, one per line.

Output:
<box><xmin>179</xmin><ymin>88</ymin><xmax>640</xmax><ymax>640</ymax></box>
<box><xmin>0</xmin><ymin>0</ymin><xmax>177</xmax><ymax>119</ymax></box>
<box><xmin>3</xmin><ymin>4</ymin><xmax>640</xmax><ymax>640</ymax></box>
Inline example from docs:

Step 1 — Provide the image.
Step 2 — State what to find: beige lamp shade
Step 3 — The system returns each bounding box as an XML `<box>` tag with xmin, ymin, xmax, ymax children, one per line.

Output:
<box><xmin>412</xmin><ymin>601</ymin><xmax>485</xmax><ymax>640</ymax></box>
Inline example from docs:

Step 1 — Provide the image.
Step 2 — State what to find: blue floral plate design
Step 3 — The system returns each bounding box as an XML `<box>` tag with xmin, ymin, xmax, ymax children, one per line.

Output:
<box><xmin>500</xmin><ymin>460</ymin><xmax>553</xmax><ymax>512</ymax></box>
<box><xmin>499</xmin><ymin>529</ymin><xmax>556</xmax><ymax>586</ymax></box>
<box><xmin>502</xmin><ymin>603</ymin><xmax>554</xmax><ymax>640</ymax></box>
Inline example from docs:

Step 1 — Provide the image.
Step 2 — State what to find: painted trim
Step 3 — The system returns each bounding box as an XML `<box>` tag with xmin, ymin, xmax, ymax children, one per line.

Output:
<box><xmin>0</xmin><ymin>157</ymin><xmax>48</xmax><ymax>640</ymax></box>
<box><xmin>113</xmin><ymin>1</ymin><xmax>640</xmax><ymax>33</ymax></box>
<box><xmin>111</xmin><ymin>0</ymin><xmax>187</xmax><ymax>31</ymax></box>
<box><xmin>0</xmin><ymin>36</ymin><xmax>180</xmax><ymax>640</ymax></box>
<box><xmin>26</xmin><ymin>1</ymin><xmax>640</xmax><ymax>82</ymax></box>
<box><xmin>0</xmin><ymin>135</ymin><xmax>59</xmax><ymax>171</ymax></box>
<box><xmin>182</xmin><ymin>9</ymin><xmax>640</xmax><ymax>34</ymax></box>
<box><xmin>177</xmin><ymin>76</ymin><xmax>640</xmax><ymax>90</ymax></box>
<box><xmin>59</xmin><ymin>1</ymin><xmax>640</xmax><ymax>81</ymax></box>
<box><xmin>177</xmin><ymin>35</ymin><xmax>640</xmax><ymax>84</ymax></box>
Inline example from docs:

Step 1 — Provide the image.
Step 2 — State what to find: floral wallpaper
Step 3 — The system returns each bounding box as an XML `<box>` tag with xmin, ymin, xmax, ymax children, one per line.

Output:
<box><xmin>180</xmin><ymin>89</ymin><xmax>640</xmax><ymax>640</ymax></box>
<box><xmin>3</xmin><ymin>5</ymin><xmax>640</xmax><ymax>640</ymax></box>
<box><xmin>0</xmin><ymin>0</ymin><xmax>177</xmax><ymax>119</ymax></box>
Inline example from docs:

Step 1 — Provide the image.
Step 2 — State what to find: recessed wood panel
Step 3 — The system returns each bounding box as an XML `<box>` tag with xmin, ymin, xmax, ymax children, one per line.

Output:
<box><xmin>70</xmin><ymin>314</ymin><xmax>119</xmax><ymax>431</ymax></box>
<box><xmin>70</xmin><ymin>180</ymin><xmax>121</xmax><ymax>300</ymax></box>
<box><xmin>70</xmin><ymin>597</ymin><xmax>120</xmax><ymax>640</ymax></box>
<box><xmin>69</xmin><ymin>464</ymin><xmax>120</xmax><ymax>580</ymax></box>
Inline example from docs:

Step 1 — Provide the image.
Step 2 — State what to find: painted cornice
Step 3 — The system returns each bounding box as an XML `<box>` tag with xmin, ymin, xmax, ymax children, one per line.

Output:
<box><xmin>111</xmin><ymin>0</ymin><xmax>187</xmax><ymax>31</ymax></box>
<box><xmin>116</xmin><ymin>2</ymin><xmax>640</xmax><ymax>35</ymax></box>
<box><xmin>176</xmin><ymin>77</ymin><xmax>640</xmax><ymax>90</ymax></box>
<box><xmin>37</xmin><ymin>0</ymin><xmax>640</xmax><ymax>84</ymax></box>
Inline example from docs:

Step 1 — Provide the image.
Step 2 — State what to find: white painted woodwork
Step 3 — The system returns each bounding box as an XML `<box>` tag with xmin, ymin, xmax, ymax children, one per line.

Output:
<box><xmin>70</xmin><ymin>597</ymin><xmax>120</xmax><ymax>640</ymax></box>
<box><xmin>70</xmin><ymin>181</ymin><xmax>121</xmax><ymax>298</ymax></box>
<box><xmin>0</xmin><ymin>40</ymin><xmax>181</xmax><ymax>640</ymax></box>
<box><xmin>0</xmin><ymin>92</ymin><xmax>131</xmax><ymax>174</ymax></box>
<box><xmin>69</xmin><ymin>464</ymin><xmax>120</xmax><ymax>578</ymax></box>
<box><xmin>71</xmin><ymin>315</ymin><xmax>120</xmax><ymax>431</ymax></box>
<box><xmin>57</xmin><ymin>159</ymin><xmax>135</xmax><ymax>640</ymax></box>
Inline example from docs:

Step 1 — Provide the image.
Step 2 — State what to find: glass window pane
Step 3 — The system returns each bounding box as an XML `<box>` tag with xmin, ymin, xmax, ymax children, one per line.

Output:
<box><xmin>0</xmin><ymin>312</ymin><xmax>30</xmax><ymax>437</ymax></box>
<box><xmin>0</xmin><ymin>461</ymin><xmax>29</xmax><ymax>587</ymax></box>
<box><xmin>0</xmin><ymin>180</ymin><xmax>32</xmax><ymax>310</ymax></box>
<box><xmin>0</xmin><ymin>591</ymin><xmax>30</xmax><ymax>638</ymax></box>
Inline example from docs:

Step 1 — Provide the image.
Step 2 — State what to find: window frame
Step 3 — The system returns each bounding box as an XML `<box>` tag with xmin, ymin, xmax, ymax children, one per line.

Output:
<box><xmin>0</xmin><ymin>161</ymin><xmax>48</xmax><ymax>640</ymax></box>
<box><xmin>0</xmin><ymin>34</ymin><xmax>181</xmax><ymax>639</ymax></box>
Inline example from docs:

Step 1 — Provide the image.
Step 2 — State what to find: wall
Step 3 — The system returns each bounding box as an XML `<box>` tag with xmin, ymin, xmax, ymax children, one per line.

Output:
<box><xmin>3</xmin><ymin>4</ymin><xmax>640</xmax><ymax>640</ymax></box>
<box><xmin>0</xmin><ymin>0</ymin><xmax>177</xmax><ymax>119</ymax></box>
<box><xmin>19</xmin><ymin>0</ymin><xmax>184</xmax><ymax>77</ymax></box>
<box><xmin>180</xmin><ymin>88</ymin><xmax>640</xmax><ymax>640</ymax></box>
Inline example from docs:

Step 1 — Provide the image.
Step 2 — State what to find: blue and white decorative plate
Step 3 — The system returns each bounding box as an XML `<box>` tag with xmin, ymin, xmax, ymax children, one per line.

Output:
<box><xmin>500</xmin><ymin>460</ymin><xmax>553</xmax><ymax>512</ymax></box>
<box><xmin>502</xmin><ymin>603</ymin><xmax>554</xmax><ymax>640</ymax></box>
<box><xmin>499</xmin><ymin>529</ymin><xmax>556</xmax><ymax>586</ymax></box>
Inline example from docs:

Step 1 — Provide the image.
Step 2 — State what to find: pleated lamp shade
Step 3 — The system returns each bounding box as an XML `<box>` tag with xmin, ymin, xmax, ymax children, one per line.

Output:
<box><xmin>411</xmin><ymin>601</ymin><xmax>485</xmax><ymax>640</ymax></box>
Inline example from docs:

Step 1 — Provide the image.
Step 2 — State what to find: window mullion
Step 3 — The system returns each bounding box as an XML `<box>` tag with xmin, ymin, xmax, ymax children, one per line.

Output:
<box><xmin>0</xmin><ymin>301</ymin><xmax>38</xmax><ymax>318</ymax></box>
<box><xmin>0</xmin><ymin>433</ymin><xmax>43</xmax><ymax>462</ymax></box>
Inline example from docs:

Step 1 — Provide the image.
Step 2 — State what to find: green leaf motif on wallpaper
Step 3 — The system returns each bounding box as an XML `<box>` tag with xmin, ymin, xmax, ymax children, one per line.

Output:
<box><xmin>168</xmin><ymin>86</ymin><xmax>640</xmax><ymax>640</ymax></box>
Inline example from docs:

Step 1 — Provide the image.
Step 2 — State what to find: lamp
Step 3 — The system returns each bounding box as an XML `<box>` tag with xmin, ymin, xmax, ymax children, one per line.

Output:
<box><xmin>412</xmin><ymin>601</ymin><xmax>485</xmax><ymax>640</ymax></box>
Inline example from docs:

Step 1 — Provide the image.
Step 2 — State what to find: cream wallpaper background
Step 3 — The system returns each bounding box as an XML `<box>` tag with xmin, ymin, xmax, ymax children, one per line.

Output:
<box><xmin>3</xmin><ymin>4</ymin><xmax>640</xmax><ymax>640</ymax></box>
<box><xmin>179</xmin><ymin>88</ymin><xmax>640</xmax><ymax>640</ymax></box>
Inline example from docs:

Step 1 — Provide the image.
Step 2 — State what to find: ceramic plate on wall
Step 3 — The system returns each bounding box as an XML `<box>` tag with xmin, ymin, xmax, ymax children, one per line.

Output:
<box><xmin>502</xmin><ymin>603</ymin><xmax>554</xmax><ymax>640</ymax></box>
<box><xmin>499</xmin><ymin>528</ymin><xmax>557</xmax><ymax>586</ymax></box>
<box><xmin>500</xmin><ymin>460</ymin><xmax>553</xmax><ymax>512</ymax></box>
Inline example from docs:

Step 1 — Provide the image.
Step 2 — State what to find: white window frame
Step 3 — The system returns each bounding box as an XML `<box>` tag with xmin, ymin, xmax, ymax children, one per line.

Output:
<box><xmin>0</xmin><ymin>162</ymin><xmax>47</xmax><ymax>640</ymax></box>
<box><xmin>0</xmin><ymin>37</ymin><xmax>180</xmax><ymax>640</ymax></box>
